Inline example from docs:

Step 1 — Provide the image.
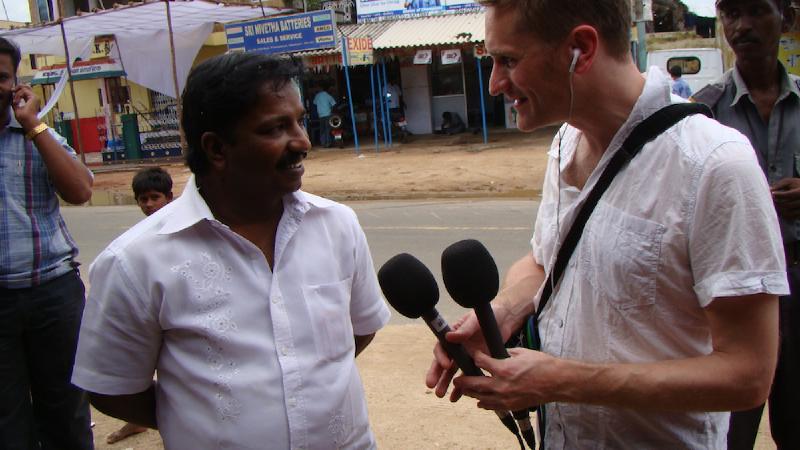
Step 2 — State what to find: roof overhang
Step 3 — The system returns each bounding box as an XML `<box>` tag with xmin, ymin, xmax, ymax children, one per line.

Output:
<box><xmin>373</xmin><ymin>11</ymin><xmax>485</xmax><ymax>49</ymax></box>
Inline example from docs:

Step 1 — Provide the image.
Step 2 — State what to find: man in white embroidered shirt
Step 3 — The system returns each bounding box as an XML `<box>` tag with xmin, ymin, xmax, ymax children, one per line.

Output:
<box><xmin>72</xmin><ymin>53</ymin><xmax>391</xmax><ymax>449</ymax></box>
<box><xmin>425</xmin><ymin>0</ymin><xmax>788</xmax><ymax>448</ymax></box>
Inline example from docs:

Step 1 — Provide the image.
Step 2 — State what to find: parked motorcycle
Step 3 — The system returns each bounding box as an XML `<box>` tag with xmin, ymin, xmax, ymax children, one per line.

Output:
<box><xmin>329</xmin><ymin>113</ymin><xmax>346</xmax><ymax>149</ymax></box>
<box><xmin>390</xmin><ymin>109</ymin><xmax>409</xmax><ymax>143</ymax></box>
<box><xmin>326</xmin><ymin>101</ymin><xmax>352</xmax><ymax>148</ymax></box>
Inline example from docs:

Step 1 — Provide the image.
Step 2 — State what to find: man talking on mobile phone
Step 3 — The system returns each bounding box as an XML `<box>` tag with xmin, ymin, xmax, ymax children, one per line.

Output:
<box><xmin>0</xmin><ymin>36</ymin><xmax>94</xmax><ymax>449</ymax></box>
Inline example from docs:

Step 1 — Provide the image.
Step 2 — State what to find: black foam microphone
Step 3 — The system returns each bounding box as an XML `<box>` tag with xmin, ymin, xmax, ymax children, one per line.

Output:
<box><xmin>441</xmin><ymin>239</ymin><xmax>536</xmax><ymax>449</ymax></box>
<box><xmin>377</xmin><ymin>253</ymin><xmax>525</xmax><ymax>448</ymax></box>
<box><xmin>377</xmin><ymin>253</ymin><xmax>482</xmax><ymax>374</ymax></box>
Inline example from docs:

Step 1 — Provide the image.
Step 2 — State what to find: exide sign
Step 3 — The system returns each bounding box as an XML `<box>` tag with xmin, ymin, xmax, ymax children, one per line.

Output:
<box><xmin>348</xmin><ymin>37</ymin><xmax>373</xmax><ymax>51</ymax></box>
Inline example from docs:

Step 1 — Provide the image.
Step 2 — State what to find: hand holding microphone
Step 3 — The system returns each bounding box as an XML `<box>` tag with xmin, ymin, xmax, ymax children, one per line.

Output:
<box><xmin>377</xmin><ymin>253</ymin><xmax>484</xmax><ymax>377</ymax></box>
<box><xmin>441</xmin><ymin>239</ymin><xmax>537</xmax><ymax>449</ymax></box>
<box><xmin>377</xmin><ymin>253</ymin><xmax>527</xmax><ymax>448</ymax></box>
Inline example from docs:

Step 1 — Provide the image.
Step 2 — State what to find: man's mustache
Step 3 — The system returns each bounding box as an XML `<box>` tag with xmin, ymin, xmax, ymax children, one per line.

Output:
<box><xmin>731</xmin><ymin>33</ymin><xmax>761</xmax><ymax>46</ymax></box>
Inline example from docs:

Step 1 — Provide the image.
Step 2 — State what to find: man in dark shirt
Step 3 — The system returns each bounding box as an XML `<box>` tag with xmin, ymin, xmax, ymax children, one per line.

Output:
<box><xmin>694</xmin><ymin>1</ymin><xmax>799</xmax><ymax>448</ymax></box>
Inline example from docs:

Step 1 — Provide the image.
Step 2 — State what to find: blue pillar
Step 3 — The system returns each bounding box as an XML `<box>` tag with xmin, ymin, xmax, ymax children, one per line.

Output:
<box><xmin>381</xmin><ymin>61</ymin><xmax>392</xmax><ymax>147</ymax></box>
<box><xmin>369</xmin><ymin>64</ymin><xmax>380</xmax><ymax>152</ymax></box>
<box><xmin>476</xmin><ymin>57</ymin><xmax>488</xmax><ymax>144</ymax></box>
<box><xmin>340</xmin><ymin>35</ymin><xmax>360</xmax><ymax>152</ymax></box>
<box><xmin>375</xmin><ymin>59</ymin><xmax>388</xmax><ymax>147</ymax></box>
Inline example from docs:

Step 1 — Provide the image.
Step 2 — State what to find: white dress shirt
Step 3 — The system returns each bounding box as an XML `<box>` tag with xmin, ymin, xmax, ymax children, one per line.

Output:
<box><xmin>73</xmin><ymin>177</ymin><xmax>391</xmax><ymax>450</ymax></box>
<box><xmin>531</xmin><ymin>67</ymin><xmax>788</xmax><ymax>449</ymax></box>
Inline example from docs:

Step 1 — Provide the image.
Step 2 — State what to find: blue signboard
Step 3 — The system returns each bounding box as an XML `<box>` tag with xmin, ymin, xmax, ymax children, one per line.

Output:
<box><xmin>356</xmin><ymin>0</ymin><xmax>480</xmax><ymax>22</ymax></box>
<box><xmin>225</xmin><ymin>10</ymin><xmax>337</xmax><ymax>55</ymax></box>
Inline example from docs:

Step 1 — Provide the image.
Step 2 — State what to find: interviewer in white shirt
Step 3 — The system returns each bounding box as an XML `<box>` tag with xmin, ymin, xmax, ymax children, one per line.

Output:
<box><xmin>72</xmin><ymin>52</ymin><xmax>391</xmax><ymax>450</ymax></box>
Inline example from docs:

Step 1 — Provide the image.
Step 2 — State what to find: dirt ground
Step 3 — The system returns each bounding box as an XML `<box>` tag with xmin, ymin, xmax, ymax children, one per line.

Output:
<box><xmin>88</xmin><ymin>128</ymin><xmax>555</xmax><ymax>205</ymax></box>
<box><xmin>85</xmin><ymin>128</ymin><xmax>777</xmax><ymax>449</ymax></box>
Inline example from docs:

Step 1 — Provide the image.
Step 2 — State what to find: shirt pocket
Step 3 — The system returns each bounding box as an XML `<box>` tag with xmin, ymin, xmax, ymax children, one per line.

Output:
<box><xmin>578</xmin><ymin>201</ymin><xmax>665</xmax><ymax>310</ymax></box>
<box><xmin>303</xmin><ymin>277</ymin><xmax>354</xmax><ymax>361</ymax></box>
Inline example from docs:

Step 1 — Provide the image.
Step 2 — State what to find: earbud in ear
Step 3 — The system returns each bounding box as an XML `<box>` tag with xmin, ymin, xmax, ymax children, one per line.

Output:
<box><xmin>569</xmin><ymin>48</ymin><xmax>581</xmax><ymax>73</ymax></box>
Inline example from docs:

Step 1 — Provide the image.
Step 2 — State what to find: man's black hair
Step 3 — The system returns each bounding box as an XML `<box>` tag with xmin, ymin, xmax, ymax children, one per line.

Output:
<box><xmin>132</xmin><ymin>167</ymin><xmax>173</xmax><ymax>197</ymax></box>
<box><xmin>181</xmin><ymin>52</ymin><xmax>303</xmax><ymax>176</ymax></box>
<box><xmin>669</xmin><ymin>65</ymin><xmax>683</xmax><ymax>78</ymax></box>
<box><xmin>717</xmin><ymin>0</ymin><xmax>791</xmax><ymax>13</ymax></box>
<box><xmin>0</xmin><ymin>37</ymin><xmax>22</xmax><ymax>74</ymax></box>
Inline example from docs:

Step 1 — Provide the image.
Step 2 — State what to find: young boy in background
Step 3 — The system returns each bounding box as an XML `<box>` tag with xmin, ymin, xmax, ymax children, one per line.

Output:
<box><xmin>132</xmin><ymin>167</ymin><xmax>173</xmax><ymax>216</ymax></box>
<box><xmin>105</xmin><ymin>166</ymin><xmax>174</xmax><ymax>444</ymax></box>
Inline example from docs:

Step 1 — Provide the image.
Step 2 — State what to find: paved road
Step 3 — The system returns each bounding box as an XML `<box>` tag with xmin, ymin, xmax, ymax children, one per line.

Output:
<box><xmin>61</xmin><ymin>198</ymin><xmax>540</xmax><ymax>325</ymax></box>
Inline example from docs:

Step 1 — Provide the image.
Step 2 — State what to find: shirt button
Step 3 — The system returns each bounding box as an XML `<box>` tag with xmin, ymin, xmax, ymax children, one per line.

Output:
<box><xmin>558</xmin><ymin>319</ymin><xmax>564</xmax><ymax>328</ymax></box>
<box><xmin>281</xmin><ymin>346</ymin><xmax>289</xmax><ymax>356</ymax></box>
<box><xmin>272</xmin><ymin>295</ymin><xmax>281</xmax><ymax>304</ymax></box>
<box><xmin>288</xmin><ymin>397</ymin><xmax>296</xmax><ymax>407</ymax></box>
<box><xmin>770</xmin><ymin>165</ymin><xmax>777</xmax><ymax>173</ymax></box>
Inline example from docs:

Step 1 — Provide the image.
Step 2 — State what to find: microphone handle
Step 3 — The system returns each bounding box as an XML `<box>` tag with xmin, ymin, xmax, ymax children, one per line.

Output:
<box><xmin>421</xmin><ymin>309</ymin><xmax>482</xmax><ymax>376</ymax></box>
<box><xmin>473</xmin><ymin>303</ymin><xmax>537</xmax><ymax>450</ymax></box>
<box><xmin>420</xmin><ymin>309</ymin><xmax>525</xmax><ymax>446</ymax></box>
<box><xmin>474</xmin><ymin>302</ymin><xmax>510</xmax><ymax>359</ymax></box>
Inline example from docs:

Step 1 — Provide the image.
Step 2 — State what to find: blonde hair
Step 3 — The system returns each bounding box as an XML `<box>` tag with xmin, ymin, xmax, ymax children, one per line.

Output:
<box><xmin>479</xmin><ymin>0</ymin><xmax>632</xmax><ymax>59</ymax></box>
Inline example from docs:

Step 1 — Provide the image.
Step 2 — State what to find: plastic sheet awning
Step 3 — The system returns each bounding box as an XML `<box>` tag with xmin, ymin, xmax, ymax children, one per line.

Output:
<box><xmin>0</xmin><ymin>0</ymin><xmax>289</xmax><ymax>97</ymax></box>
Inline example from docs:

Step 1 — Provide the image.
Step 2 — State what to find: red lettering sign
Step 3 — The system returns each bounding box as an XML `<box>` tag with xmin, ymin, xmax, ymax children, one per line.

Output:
<box><xmin>348</xmin><ymin>37</ymin><xmax>373</xmax><ymax>51</ymax></box>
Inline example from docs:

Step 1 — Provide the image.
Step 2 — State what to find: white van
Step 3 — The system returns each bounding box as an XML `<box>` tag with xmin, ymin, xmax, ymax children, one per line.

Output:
<box><xmin>646</xmin><ymin>48</ymin><xmax>724</xmax><ymax>94</ymax></box>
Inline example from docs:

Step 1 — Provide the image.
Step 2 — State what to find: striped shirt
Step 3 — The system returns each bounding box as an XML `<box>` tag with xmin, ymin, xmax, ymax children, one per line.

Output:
<box><xmin>0</xmin><ymin>112</ymin><xmax>83</xmax><ymax>288</ymax></box>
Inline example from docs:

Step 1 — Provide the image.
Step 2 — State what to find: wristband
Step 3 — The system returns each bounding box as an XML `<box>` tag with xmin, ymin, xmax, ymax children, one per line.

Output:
<box><xmin>25</xmin><ymin>123</ymin><xmax>49</xmax><ymax>141</ymax></box>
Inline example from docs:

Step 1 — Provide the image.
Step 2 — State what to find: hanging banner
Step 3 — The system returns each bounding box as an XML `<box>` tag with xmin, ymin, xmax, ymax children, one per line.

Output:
<box><xmin>414</xmin><ymin>49</ymin><xmax>432</xmax><ymax>64</ymax></box>
<box><xmin>346</xmin><ymin>36</ymin><xmax>374</xmax><ymax>65</ymax></box>
<box><xmin>225</xmin><ymin>10</ymin><xmax>337</xmax><ymax>55</ymax></box>
<box><xmin>356</xmin><ymin>0</ymin><xmax>480</xmax><ymax>22</ymax></box>
<box><xmin>642</xmin><ymin>0</ymin><xmax>654</xmax><ymax>21</ymax></box>
<box><xmin>441</xmin><ymin>48</ymin><xmax>462</xmax><ymax>65</ymax></box>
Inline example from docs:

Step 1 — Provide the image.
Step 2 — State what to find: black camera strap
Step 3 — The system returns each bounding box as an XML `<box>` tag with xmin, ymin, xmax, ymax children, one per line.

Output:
<box><xmin>535</xmin><ymin>102</ymin><xmax>711</xmax><ymax>319</ymax></box>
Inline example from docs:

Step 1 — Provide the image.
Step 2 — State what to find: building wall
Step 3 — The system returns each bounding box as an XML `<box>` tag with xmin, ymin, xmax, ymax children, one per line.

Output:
<box><xmin>193</xmin><ymin>43</ymin><xmax>227</xmax><ymax>68</ymax></box>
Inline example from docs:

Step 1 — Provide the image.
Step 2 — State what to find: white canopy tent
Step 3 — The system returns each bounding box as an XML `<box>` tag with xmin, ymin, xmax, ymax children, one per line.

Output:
<box><xmin>0</xmin><ymin>0</ymin><xmax>288</xmax><ymax>160</ymax></box>
<box><xmin>1</xmin><ymin>0</ymin><xmax>288</xmax><ymax>98</ymax></box>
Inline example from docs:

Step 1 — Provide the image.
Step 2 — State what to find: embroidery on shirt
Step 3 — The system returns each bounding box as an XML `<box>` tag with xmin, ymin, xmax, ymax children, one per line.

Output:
<box><xmin>171</xmin><ymin>252</ymin><xmax>241</xmax><ymax>421</ymax></box>
<box><xmin>328</xmin><ymin>411</ymin><xmax>346</xmax><ymax>447</ymax></box>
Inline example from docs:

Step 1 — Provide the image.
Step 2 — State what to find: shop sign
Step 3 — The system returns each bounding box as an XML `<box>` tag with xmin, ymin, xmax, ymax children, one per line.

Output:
<box><xmin>31</xmin><ymin>60</ymin><xmax>126</xmax><ymax>85</ymax></box>
<box><xmin>441</xmin><ymin>48</ymin><xmax>462</xmax><ymax>65</ymax></box>
<box><xmin>779</xmin><ymin>33</ymin><xmax>800</xmax><ymax>76</ymax></box>
<box><xmin>32</xmin><ymin>68</ymin><xmax>66</xmax><ymax>85</ymax></box>
<box><xmin>356</xmin><ymin>0</ymin><xmax>479</xmax><ymax>22</ymax></box>
<box><xmin>225</xmin><ymin>10</ymin><xmax>337</xmax><ymax>55</ymax></box>
<box><xmin>323</xmin><ymin>0</ymin><xmax>355</xmax><ymax>23</ymax></box>
<box><xmin>91</xmin><ymin>36</ymin><xmax>116</xmax><ymax>59</ymax></box>
<box><xmin>346</xmin><ymin>37</ymin><xmax>374</xmax><ymax>66</ymax></box>
<box><xmin>306</xmin><ymin>54</ymin><xmax>342</xmax><ymax>69</ymax></box>
<box><xmin>474</xmin><ymin>43</ymin><xmax>487</xmax><ymax>59</ymax></box>
<box><xmin>413</xmin><ymin>49</ymin><xmax>432</xmax><ymax>64</ymax></box>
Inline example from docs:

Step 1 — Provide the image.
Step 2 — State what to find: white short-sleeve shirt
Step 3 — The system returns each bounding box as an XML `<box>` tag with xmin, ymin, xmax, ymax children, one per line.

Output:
<box><xmin>531</xmin><ymin>67</ymin><xmax>788</xmax><ymax>449</ymax></box>
<box><xmin>73</xmin><ymin>177</ymin><xmax>391</xmax><ymax>450</ymax></box>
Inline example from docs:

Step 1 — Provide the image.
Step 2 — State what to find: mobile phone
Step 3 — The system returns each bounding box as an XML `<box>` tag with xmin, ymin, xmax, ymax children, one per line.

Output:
<box><xmin>12</xmin><ymin>82</ymin><xmax>25</xmax><ymax>108</ymax></box>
